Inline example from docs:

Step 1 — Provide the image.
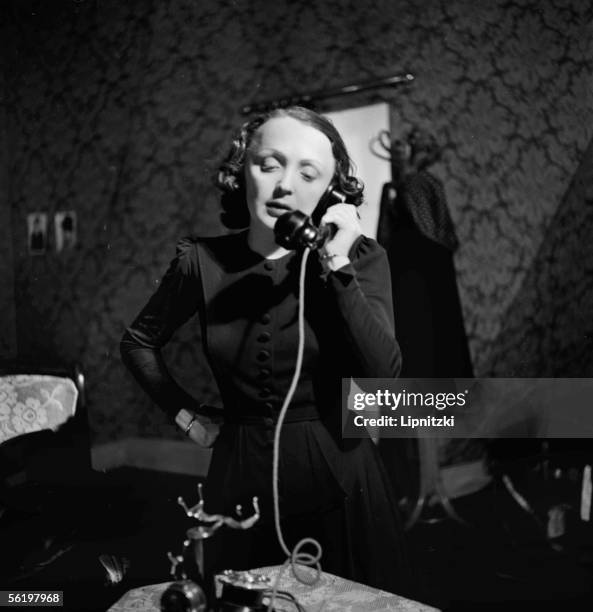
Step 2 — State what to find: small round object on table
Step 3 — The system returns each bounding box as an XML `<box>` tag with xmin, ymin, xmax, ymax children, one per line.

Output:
<box><xmin>160</xmin><ymin>580</ymin><xmax>207</xmax><ymax>612</ymax></box>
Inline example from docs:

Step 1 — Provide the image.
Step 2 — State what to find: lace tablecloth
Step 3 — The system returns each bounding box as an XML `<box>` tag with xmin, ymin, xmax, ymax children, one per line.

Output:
<box><xmin>108</xmin><ymin>565</ymin><xmax>439</xmax><ymax>612</ymax></box>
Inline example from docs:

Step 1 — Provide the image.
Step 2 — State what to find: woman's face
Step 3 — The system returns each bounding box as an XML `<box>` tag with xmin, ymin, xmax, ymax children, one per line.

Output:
<box><xmin>244</xmin><ymin>116</ymin><xmax>336</xmax><ymax>231</ymax></box>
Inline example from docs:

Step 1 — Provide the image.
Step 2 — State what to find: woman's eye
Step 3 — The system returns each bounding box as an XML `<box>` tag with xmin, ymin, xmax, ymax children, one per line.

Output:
<box><xmin>260</xmin><ymin>158</ymin><xmax>280</xmax><ymax>172</ymax></box>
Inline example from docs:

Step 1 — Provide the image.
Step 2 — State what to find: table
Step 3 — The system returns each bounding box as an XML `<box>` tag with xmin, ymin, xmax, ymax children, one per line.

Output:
<box><xmin>108</xmin><ymin>565</ymin><xmax>439</xmax><ymax>612</ymax></box>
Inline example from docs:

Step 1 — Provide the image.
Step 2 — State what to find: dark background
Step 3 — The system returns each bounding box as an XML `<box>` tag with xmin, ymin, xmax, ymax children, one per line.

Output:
<box><xmin>1</xmin><ymin>0</ymin><xmax>592</xmax><ymax>446</ymax></box>
<box><xmin>1</xmin><ymin>2</ymin><xmax>593</xmax><ymax>610</ymax></box>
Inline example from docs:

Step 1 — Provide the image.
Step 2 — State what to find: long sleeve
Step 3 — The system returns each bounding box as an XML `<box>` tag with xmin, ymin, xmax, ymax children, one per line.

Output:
<box><xmin>325</xmin><ymin>236</ymin><xmax>401</xmax><ymax>378</ymax></box>
<box><xmin>120</xmin><ymin>238</ymin><xmax>203</xmax><ymax>420</ymax></box>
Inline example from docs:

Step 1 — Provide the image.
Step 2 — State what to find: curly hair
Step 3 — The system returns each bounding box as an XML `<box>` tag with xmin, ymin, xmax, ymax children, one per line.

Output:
<box><xmin>215</xmin><ymin>106</ymin><xmax>364</xmax><ymax>229</ymax></box>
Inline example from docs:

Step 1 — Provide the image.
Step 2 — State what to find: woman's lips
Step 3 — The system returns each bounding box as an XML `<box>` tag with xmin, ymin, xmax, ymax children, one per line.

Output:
<box><xmin>265</xmin><ymin>202</ymin><xmax>293</xmax><ymax>217</ymax></box>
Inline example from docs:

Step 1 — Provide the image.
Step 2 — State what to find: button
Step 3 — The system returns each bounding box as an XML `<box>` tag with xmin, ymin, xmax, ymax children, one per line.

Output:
<box><xmin>256</xmin><ymin>350</ymin><xmax>270</xmax><ymax>361</ymax></box>
<box><xmin>263</xmin><ymin>417</ymin><xmax>274</xmax><ymax>427</ymax></box>
<box><xmin>257</xmin><ymin>332</ymin><xmax>271</xmax><ymax>343</ymax></box>
<box><xmin>260</xmin><ymin>313</ymin><xmax>271</xmax><ymax>324</ymax></box>
<box><xmin>264</xmin><ymin>262</ymin><xmax>274</xmax><ymax>271</ymax></box>
<box><xmin>258</xmin><ymin>368</ymin><xmax>271</xmax><ymax>380</ymax></box>
<box><xmin>264</xmin><ymin>402</ymin><xmax>274</xmax><ymax>411</ymax></box>
<box><xmin>259</xmin><ymin>387</ymin><xmax>271</xmax><ymax>398</ymax></box>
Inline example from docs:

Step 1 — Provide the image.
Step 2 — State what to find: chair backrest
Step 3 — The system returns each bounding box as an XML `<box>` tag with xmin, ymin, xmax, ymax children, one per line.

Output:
<box><xmin>0</xmin><ymin>364</ymin><xmax>90</xmax><ymax>486</ymax></box>
<box><xmin>0</xmin><ymin>374</ymin><xmax>79</xmax><ymax>445</ymax></box>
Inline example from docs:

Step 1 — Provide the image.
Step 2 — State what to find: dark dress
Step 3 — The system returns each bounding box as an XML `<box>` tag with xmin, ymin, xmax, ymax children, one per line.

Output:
<box><xmin>120</xmin><ymin>230</ymin><xmax>412</xmax><ymax>594</ymax></box>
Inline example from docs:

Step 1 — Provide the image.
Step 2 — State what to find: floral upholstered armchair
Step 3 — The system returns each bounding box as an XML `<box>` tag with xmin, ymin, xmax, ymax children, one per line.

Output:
<box><xmin>0</xmin><ymin>365</ymin><xmax>93</xmax><ymax>583</ymax></box>
<box><xmin>0</xmin><ymin>365</ymin><xmax>90</xmax><ymax>488</ymax></box>
<box><xmin>0</xmin><ymin>375</ymin><xmax>78</xmax><ymax>443</ymax></box>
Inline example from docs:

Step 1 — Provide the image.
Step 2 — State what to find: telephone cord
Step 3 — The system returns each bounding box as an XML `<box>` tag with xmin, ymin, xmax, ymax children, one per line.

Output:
<box><xmin>268</xmin><ymin>246</ymin><xmax>322</xmax><ymax>612</ymax></box>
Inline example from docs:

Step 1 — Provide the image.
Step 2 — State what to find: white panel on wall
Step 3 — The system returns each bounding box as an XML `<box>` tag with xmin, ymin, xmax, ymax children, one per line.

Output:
<box><xmin>324</xmin><ymin>103</ymin><xmax>391</xmax><ymax>239</ymax></box>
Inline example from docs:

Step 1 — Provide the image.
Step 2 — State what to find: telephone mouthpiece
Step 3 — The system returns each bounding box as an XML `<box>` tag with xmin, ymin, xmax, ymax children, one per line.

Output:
<box><xmin>274</xmin><ymin>211</ymin><xmax>330</xmax><ymax>250</ymax></box>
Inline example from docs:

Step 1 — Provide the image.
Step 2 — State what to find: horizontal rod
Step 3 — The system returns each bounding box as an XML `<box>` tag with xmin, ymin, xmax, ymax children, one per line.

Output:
<box><xmin>241</xmin><ymin>72</ymin><xmax>415</xmax><ymax>115</ymax></box>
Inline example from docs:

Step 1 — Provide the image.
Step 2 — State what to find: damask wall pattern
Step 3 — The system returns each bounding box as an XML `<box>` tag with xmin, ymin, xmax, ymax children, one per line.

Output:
<box><xmin>2</xmin><ymin>0</ymin><xmax>592</xmax><ymax>442</ymax></box>
<box><xmin>486</xmin><ymin>138</ymin><xmax>593</xmax><ymax>377</ymax></box>
<box><xmin>0</xmin><ymin>32</ymin><xmax>17</xmax><ymax>360</ymax></box>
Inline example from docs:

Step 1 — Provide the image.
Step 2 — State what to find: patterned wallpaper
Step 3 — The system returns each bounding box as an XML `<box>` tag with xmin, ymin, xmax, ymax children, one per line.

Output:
<box><xmin>2</xmin><ymin>0</ymin><xmax>592</xmax><ymax>443</ymax></box>
<box><xmin>486</xmin><ymin>138</ymin><xmax>593</xmax><ymax>376</ymax></box>
<box><xmin>0</xmin><ymin>28</ymin><xmax>17</xmax><ymax>360</ymax></box>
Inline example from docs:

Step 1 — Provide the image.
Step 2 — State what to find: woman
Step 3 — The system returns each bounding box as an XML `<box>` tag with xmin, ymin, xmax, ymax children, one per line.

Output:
<box><xmin>120</xmin><ymin>106</ymin><xmax>411</xmax><ymax>594</ymax></box>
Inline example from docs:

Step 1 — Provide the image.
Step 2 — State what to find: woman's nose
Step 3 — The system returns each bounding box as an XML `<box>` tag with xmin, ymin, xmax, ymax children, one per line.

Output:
<box><xmin>274</xmin><ymin>170</ymin><xmax>294</xmax><ymax>195</ymax></box>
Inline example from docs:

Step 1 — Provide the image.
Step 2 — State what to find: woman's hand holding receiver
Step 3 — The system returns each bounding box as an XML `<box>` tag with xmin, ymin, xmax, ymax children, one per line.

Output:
<box><xmin>319</xmin><ymin>203</ymin><xmax>362</xmax><ymax>271</ymax></box>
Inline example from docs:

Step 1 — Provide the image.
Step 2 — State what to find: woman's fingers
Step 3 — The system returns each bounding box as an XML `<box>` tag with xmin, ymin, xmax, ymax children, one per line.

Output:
<box><xmin>320</xmin><ymin>203</ymin><xmax>359</xmax><ymax>229</ymax></box>
<box><xmin>320</xmin><ymin>204</ymin><xmax>362</xmax><ymax>257</ymax></box>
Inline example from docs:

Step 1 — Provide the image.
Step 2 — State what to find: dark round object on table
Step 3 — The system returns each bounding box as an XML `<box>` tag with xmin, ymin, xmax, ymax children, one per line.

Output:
<box><xmin>160</xmin><ymin>580</ymin><xmax>207</xmax><ymax>612</ymax></box>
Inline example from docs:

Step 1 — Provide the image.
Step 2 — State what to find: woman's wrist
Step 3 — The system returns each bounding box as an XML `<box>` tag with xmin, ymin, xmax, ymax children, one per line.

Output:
<box><xmin>320</xmin><ymin>251</ymin><xmax>350</xmax><ymax>272</ymax></box>
<box><xmin>175</xmin><ymin>407</ymin><xmax>222</xmax><ymax>448</ymax></box>
<box><xmin>175</xmin><ymin>408</ymin><xmax>196</xmax><ymax>435</ymax></box>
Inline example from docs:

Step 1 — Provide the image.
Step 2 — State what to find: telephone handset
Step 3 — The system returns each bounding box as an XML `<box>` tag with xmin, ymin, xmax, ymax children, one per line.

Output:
<box><xmin>318</xmin><ymin>185</ymin><xmax>348</xmax><ymax>211</ymax></box>
<box><xmin>273</xmin><ymin>186</ymin><xmax>347</xmax><ymax>250</ymax></box>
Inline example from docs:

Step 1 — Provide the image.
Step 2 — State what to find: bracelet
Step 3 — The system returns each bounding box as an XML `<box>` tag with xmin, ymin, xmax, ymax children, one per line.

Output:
<box><xmin>322</xmin><ymin>253</ymin><xmax>350</xmax><ymax>272</ymax></box>
<box><xmin>184</xmin><ymin>413</ymin><xmax>197</xmax><ymax>435</ymax></box>
<box><xmin>319</xmin><ymin>252</ymin><xmax>339</xmax><ymax>261</ymax></box>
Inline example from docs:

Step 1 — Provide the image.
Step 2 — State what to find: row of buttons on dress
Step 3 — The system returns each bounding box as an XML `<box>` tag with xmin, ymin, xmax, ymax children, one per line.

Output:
<box><xmin>258</xmin><ymin>260</ymin><xmax>276</xmax><ymax>415</ymax></box>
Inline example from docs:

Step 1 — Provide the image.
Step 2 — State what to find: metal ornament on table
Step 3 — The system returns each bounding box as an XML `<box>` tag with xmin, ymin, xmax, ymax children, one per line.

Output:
<box><xmin>160</xmin><ymin>483</ymin><xmax>261</xmax><ymax>612</ymax></box>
